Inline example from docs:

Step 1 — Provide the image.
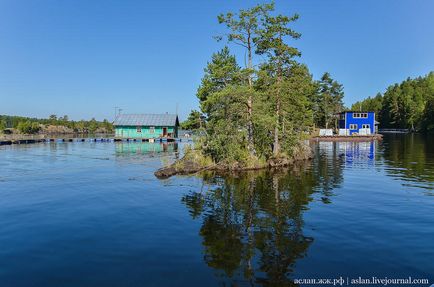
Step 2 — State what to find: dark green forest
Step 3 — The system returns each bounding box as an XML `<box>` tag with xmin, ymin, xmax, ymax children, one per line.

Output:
<box><xmin>352</xmin><ymin>72</ymin><xmax>434</xmax><ymax>131</ymax></box>
<box><xmin>0</xmin><ymin>114</ymin><xmax>113</xmax><ymax>134</ymax></box>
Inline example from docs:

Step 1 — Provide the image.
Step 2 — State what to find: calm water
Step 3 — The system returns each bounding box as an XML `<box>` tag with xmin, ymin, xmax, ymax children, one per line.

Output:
<box><xmin>0</xmin><ymin>135</ymin><xmax>433</xmax><ymax>286</ymax></box>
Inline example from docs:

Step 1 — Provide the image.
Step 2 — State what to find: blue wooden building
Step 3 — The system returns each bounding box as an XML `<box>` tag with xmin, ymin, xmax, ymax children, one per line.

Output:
<box><xmin>338</xmin><ymin>111</ymin><xmax>377</xmax><ymax>135</ymax></box>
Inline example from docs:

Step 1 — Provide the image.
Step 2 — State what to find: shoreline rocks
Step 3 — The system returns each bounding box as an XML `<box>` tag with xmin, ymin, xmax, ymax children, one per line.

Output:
<box><xmin>154</xmin><ymin>144</ymin><xmax>313</xmax><ymax>179</ymax></box>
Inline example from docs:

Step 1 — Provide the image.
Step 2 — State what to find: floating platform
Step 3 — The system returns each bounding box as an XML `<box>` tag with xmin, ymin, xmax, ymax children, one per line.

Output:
<box><xmin>113</xmin><ymin>137</ymin><xmax>177</xmax><ymax>142</ymax></box>
<box><xmin>0</xmin><ymin>139</ymin><xmax>42</xmax><ymax>145</ymax></box>
<box><xmin>310</xmin><ymin>134</ymin><xmax>383</xmax><ymax>142</ymax></box>
<box><xmin>378</xmin><ymin>129</ymin><xmax>410</xmax><ymax>134</ymax></box>
<box><xmin>0</xmin><ymin>137</ymin><xmax>191</xmax><ymax>146</ymax></box>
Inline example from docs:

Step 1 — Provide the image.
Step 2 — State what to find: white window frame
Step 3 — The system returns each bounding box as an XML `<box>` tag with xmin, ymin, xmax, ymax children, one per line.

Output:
<box><xmin>353</xmin><ymin>112</ymin><xmax>368</xmax><ymax>118</ymax></box>
<box><xmin>149</xmin><ymin>126</ymin><xmax>155</xmax><ymax>134</ymax></box>
<box><xmin>137</xmin><ymin>126</ymin><xmax>142</xmax><ymax>133</ymax></box>
<box><xmin>349</xmin><ymin>124</ymin><xmax>358</xmax><ymax>130</ymax></box>
<box><xmin>362</xmin><ymin>124</ymin><xmax>370</xmax><ymax>129</ymax></box>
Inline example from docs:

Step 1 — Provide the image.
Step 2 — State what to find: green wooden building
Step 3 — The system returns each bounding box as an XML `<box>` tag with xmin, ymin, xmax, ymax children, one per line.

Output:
<box><xmin>114</xmin><ymin>114</ymin><xmax>179</xmax><ymax>139</ymax></box>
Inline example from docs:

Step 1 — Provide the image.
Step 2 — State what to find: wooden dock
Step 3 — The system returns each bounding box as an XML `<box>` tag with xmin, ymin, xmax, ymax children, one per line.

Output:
<box><xmin>310</xmin><ymin>134</ymin><xmax>383</xmax><ymax>142</ymax></box>
<box><xmin>0</xmin><ymin>137</ymin><xmax>190</xmax><ymax>146</ymax></box>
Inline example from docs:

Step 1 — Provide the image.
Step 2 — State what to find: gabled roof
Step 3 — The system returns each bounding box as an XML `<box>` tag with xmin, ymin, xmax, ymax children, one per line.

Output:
<box><xmin>114</xmin><ymin>114</ymin><xmax>179</xmax><ymax>127</ymax></box>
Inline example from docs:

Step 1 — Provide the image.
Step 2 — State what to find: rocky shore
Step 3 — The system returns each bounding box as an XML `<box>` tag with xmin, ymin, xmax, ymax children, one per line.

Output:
<box><xmin>154</xmin><ymin>143</ymin><xmax>313</xmax><ymax>179</ymax></box>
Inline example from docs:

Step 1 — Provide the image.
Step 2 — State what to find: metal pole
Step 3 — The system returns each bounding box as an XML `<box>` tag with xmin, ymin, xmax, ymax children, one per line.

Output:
<box><xmin>114</xmin><ymin>107</ymin><xmax>119</xmax><ymax>121</ymax></box>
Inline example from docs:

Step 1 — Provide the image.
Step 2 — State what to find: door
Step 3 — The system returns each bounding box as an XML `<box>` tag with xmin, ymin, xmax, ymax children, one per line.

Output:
<box><xmin>163</xmin><ymin>127</ymin><xmax>168</xmax><ymax>137</ymax></box>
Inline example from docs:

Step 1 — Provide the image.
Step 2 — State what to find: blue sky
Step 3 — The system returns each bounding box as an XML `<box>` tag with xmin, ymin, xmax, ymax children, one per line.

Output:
<box><xmin>0</xmin><ymin>0</ymin><xmax>433</xmax><ymax>121</ymax></box>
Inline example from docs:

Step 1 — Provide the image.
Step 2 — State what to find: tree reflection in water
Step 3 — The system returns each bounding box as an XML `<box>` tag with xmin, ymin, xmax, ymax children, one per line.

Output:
<box><xmin>381</xmin><ymin>134</ymin><xmax>434</xmax><ymax>190</ymax></box>
<box><xmin>181</xmin><ymin>146</ymin><xmax>345</xmax><ymax>286</ymax></box>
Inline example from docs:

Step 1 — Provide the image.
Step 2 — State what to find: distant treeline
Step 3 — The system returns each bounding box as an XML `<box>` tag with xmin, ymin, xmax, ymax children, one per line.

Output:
<box><xmin>352</xmin><ymin>72</ymin><xmax>434</xmax><ymax>131</ymax></box>
<box><xmin>0</xmin><ymin>114</ymin><xmax>113</xmax><ymax>134</ymax></box>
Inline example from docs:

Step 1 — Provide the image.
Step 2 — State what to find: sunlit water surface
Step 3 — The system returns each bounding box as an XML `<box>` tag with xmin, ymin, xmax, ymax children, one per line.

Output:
<box><xmin>0</xmin><ymin>135</ymin><xmax>433</xmax><ymax>286</ymax></box>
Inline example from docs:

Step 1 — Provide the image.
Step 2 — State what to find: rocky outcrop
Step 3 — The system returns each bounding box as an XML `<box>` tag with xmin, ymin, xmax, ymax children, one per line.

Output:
<box><xmin>154</xmin><ymin>143</ymin><xmax>313</xmax><ymax>179</ymax></box>
<box><xmin>155</xmin><ymin>159</ymin><xmax>213</xmax><ymax>178</ymax></box>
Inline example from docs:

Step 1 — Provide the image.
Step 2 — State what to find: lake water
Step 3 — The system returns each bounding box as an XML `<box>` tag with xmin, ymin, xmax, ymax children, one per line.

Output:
<box><xmin>0</xmin><ymin>135</ymin><xmax>433</xmax><ymax>286</ymax></box>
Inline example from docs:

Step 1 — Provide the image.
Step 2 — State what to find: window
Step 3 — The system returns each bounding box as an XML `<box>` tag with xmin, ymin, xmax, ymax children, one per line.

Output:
<box><xmin>137</xmin><ymin>127</ymin><xmax>142</xmax><ymax>133</ymax></box>
<box><xmin>349</xmin><ymin>124</ymin><xmax>358</xmax><ymax>130</ymax></box>
<box><xmin>353</xmin><ymin>113</ymin><xmax>368</xmax><ymax>118</ymax></box>
<box><xmin>362</xmin><ymin>124</ymin><xmax>370</xmax><ymax>129</ymax></box>
<box><xmin>340</xmin><ymin>113</ymin><xmax>345</xmax><ymax>120</ymax></box>
<box><xmin>149</xmin><ymin>126</ymin><xmax>155</xmax><ymax>134</ymax></box>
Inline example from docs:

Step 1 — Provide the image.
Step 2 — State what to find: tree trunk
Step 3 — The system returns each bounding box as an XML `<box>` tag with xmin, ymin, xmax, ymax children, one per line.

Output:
<box><xmin>246</xmin><ymin>35</ymin><xmax>255</xmax><ymax>156</ymax></box>
<box><xmin>273</xmin><ymin>73</ymin><xmax>281</xmax><ymax>156</ymax></box>
<box><xmin>273</xmin><ymin>114</ymin><xmax>279</xmax><ymax>155</ymax></box>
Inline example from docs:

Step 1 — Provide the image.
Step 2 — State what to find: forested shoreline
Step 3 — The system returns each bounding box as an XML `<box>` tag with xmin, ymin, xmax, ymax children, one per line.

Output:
<box><xmin>0</xmin><ymin>114</ymin><xmax>113</xmax><ymax>135</ymax></box>
<box><xmin>352</xmin><ymin>72</ymin><xmax>434</xmax><ymax>132</ymax></box>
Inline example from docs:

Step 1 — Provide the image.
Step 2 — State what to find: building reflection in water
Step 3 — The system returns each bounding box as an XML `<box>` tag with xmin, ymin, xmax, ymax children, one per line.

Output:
<box><xmin>114</xmin><ymin>142</ymin><xmax>180</xmax><ymax>166</ymax></box>
<box><xmin>317</xmin><ymin>141</ymin><xmax>375</xmax><ymax>167</ymax></box>
<box><xmin>115</xmin><ymin>142</ymin><xmax>179</xmax><ymax>155</ymax></box>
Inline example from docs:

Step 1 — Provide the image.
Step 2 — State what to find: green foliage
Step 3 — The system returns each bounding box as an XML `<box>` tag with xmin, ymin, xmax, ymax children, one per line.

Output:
<box><xmin>255</xmin><ymin>13</ymin><xmax>301</xmax><ymax>60</ymax></box>
<box><xmin>421</xmin><ymin>92</ymin><xmax>434</xmax><ymax>132</ymax></box>
<box><xmin>197</xmin><ymin>47</ymin><xmax>240</xmax><ymax>115</ymax></box>
<box><xmin>217</xmin><ymin>2</ymin><xmax>274</xmax><ymax>43</ymax></box>
<box><xmin>101</xmin><ymin>119</ymin><xmax>114</xmax><ymax>133</ymax></box>
<box><xmin>255</xmin><ymin>62</ymin><xmax>315</xmax><ymax>157</ymax></box>
<box><xmin>217</xmin><ymin>3</ymin><xmax>277</xmax><ymax>156</ymax></box>
<box><xmin>351</xmin><ymin>93</ymin><xmax>383</xmax><ymax>113</ymax></box>
<box><xmin>194</xmin><ymin>2</ymin><xmax>319</xmax><ymax>166</ymax></box>
<box><xmin>254</xmin><ymin>8</ymin><xmax>306</xmax><ymax>155</ymax></box>
<box><xmin>0</xmin><ymin>119</ymin><xmax>6</xmax><ymax>133</ymax></box>
<box><xmin>217</xmin><ymin>2</ymin><xmax>274</xmax><ymax>72</ymax></box>
<box><xmin>352</xmin><ymin>72</ymin><xmax>434</xmax><ymax>131</ymax></box>
<box><xmin>202</xmin><ymin>84</ymin><xmax>252</xmax><ymax>165</ymax></box>
<box><xmin>88</xmin><ymin>118</ymin><xmax>99</xmax><ymax>133</ymax></box>
<box><xmin>311</xmin><ymin>72</ymin><xmax>344</xmax><ymax>129</ymax></box>
<box><xmin>0</xmin><ymin>114</ymin><xmax>114</xmax><ymax>134</ymax></box>
<box><xmin>181</xmin><ymin>110</ymin><xmax>203</xmax><ymax>130</ymax></box>
<box><xmin>17</xmin><ymin>121</ymin><xmax>41</xmax><ymax>134</ymax></box>
<box><xmin>178</xmin><ymin>144</ymin><xmax>214</xmax><ymax>168</ymax></box>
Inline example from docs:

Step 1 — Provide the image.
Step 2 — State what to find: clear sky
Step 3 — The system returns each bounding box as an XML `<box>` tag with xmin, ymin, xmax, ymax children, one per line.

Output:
<box><xmin>1</xmin><ymin>0</ymin><xmax>433</xmax><ymax>121</ymax></box>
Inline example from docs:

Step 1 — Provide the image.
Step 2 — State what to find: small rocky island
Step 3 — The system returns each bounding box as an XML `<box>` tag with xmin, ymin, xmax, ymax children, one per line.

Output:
<box><xmin>155</xmin><ymin>142</ymin><xmax>313</xmax><ymax>178</ymax></box>
<box><xmin>154</xmin><ymin>2</ymin><xmax>355</xmax><ymax>179</ymax></box>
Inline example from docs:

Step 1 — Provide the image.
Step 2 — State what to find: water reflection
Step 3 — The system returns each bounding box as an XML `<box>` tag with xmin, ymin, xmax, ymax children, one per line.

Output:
<box><xmin>381</xmin><ymin>134</ymin><xmax>434</xmax><ymax>190</ymax></box>
<box><xmin>316</xmin><ymin>141</ymin><xmax>375</xmax><ymax>167</ymax></box>
<box><xmin>114</xmin><ymin>142</ymin><xmax>180</xmax><ymax>167</ymax></box>
<box><xmin>1</xmin><ymin>136</ymin><xmax>433</xmax><ymax>285</ymax></box>
<box><xmin>312</xmin><ymin>142</ymin><xmax>346</xmax><ymax>203</ymax></box>
<box><xmin>115</xmin><ymin>142</ymin><xmax>178</xmax><ymax>155</ymax></box>
<box><xmin>182</xmin><ymin>145</ymin><xmax>347</xmax><ymax>285</ymax></box>
<box><xmin>338</xmin><ymin>141</ymin><xmax>375</xmax><ymax>165</ymax></box>
<box><xmin>181</xmin><ymin>139</ymin><xmax>434</xmax><ymax>284</ymax></box>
